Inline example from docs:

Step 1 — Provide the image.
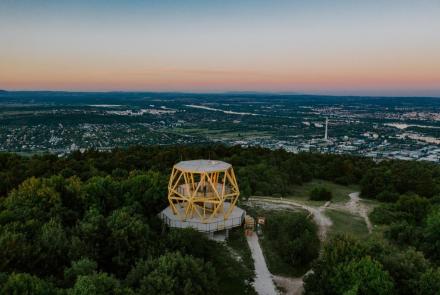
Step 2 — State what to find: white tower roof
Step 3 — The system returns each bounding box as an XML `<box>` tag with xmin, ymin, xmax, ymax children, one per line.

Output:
<box><xmin>174</xmin><ymin>159</ymin><xmax>231</xmax><ymax>173</ymax></box>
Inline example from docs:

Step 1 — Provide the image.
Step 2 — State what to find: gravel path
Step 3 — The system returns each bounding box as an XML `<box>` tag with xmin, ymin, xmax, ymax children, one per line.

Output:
<box><xmin>246</xmin><ymin>193</ymin><xmax>373</xmax><ymax>295</ymax></box>
<box><xmin>247</xmin><ymin>197</ymin><xmax>333</xmax><ymax>295</ymax></box>
<box><xmin>246</xmin><ymin>233</ymin><xmax>278</xmax><ymax>295</ymax></box>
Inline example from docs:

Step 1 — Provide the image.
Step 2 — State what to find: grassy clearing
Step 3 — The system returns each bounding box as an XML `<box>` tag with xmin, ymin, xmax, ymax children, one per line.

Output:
<box><xmin>162</xmin><ymin>127</ymin><xmax>271</xmax><ymax>140</ymax></box>
<box><xmin>360</xmin><ymin>197</ymin><xmax>381</xmax><ymax>207</ymax></box>
<box><xmin>287</xmin><ymin>179</ymin><xmax>360</xmax><ymax>205</ymax></box>
<box><xmin>325</xmin><ymin>209</ymin><xmax>369</xmax><ymax>239</ymax></box>
<box><xmin>218</xmin><ymin>131</ymin><xmax>272</xmax><ymax>139</ymax></box>
<box><xmin>242</xmin><ymin>203</ymin><xmax>306</xmax><ymax>218</ymax></box>
<box><xmin>164</xmin><ymin>127</ymin><xmax>226</xmax><ymax>135</ymax></box>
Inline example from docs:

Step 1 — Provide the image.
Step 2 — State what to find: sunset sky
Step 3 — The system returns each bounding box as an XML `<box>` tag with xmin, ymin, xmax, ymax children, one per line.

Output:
<box><xmin>1</xmin><ymin>0</ymin><xmax>440</xmax><ymax>96</ymax></box>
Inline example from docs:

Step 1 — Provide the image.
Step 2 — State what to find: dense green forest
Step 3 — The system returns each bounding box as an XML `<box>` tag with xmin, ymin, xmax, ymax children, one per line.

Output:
<box><xmin>1</xmin><ymin>145</ymin><xmax>440</xmax><ymax>294</ymax></box>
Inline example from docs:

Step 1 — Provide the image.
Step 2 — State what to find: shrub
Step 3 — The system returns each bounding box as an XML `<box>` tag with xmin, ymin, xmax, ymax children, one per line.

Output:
<box><xmin>309</xmin><ymin>187</ymin><xmax>333</xmax><ymax>201</ymax></box>
<box><xmin>265</xmin><ymin>212</ymin><xmax>320</xmax><ymax>268</ymax></box>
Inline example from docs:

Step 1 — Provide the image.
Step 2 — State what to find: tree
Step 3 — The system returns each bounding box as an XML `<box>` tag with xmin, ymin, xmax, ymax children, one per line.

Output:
<box><xmin>106</xmin><ymin>207</ymin><xmax>151</xmax><ymax>276</ymax></box>
<box><xmin>417</xmin><ymin>267</ymin><xmax>440</xmax><ymax>295</ymax></box>
<box><xmin>266</xmin><ymin>212</ymin><xmax>320</xmax><ymax>267</ymax></box>
<box><xmin>0</xmin><ymin>227</ymin><xmax>32</xmax><ymax>273</ymax></box>
<box><xmin>309</xmin><ymin>187</ymin><xmax>333</xmax><ymax>201</ymax></box>
<box><xmin>395</xmin><ymin>194</ymin><xmax>431</xmax><ymax>224</ymax></box>
<box><xmin>121</xmin><ymin>172</ymin><xmax>168</xmax><ymax>216</ymax></box>
<box><xmin>2</xmin><ymin>177</ymin><xmax>61</xmax><ymax>224</ymax></box>
<box><xmin>379</xmin><ymin>248</ymin><xmax>429</xmax><ymax>295</ymax></box>
<box><xmin>330</xmin><ymin>256</ymin><xmax>394</xmax><ymax>295</ymax></box>
<box><xmin>360</xmin><ymin>167</ymin><xmax>399</xmax><ymax>201</ymax></box>
<box><xmin>126</xmin><ymin>252</ymin><xmax>218</xmax><ymax>295</ymax></box>
<box><xmin>35</xmin><ymin>218</ymin><xmax>69</xmax><ymax>275</ymax></box>
<box><xmin>422</xmin><ymin>208</ymin><xmax>440</xmax><ymax>263</ymax></box>
<box><xmin>47</xmin><ymin>175</ymin><xmax>86</xmax><ymax>227</ymax></box>
<box><xmin>1</xmin><ymin>273</ymin><xmax>57</xmax><ymax>295</ymax></box>
<box><xmin>386</xmin><ymin>220</ymin><xmax>424</xmax><ymax>248</ymax></box>
<box><xmin>165</xmin><ymin>228</ymin><xmax>215</xmax><ymax>260</ymax></box>
<box><xmin>83</xmin><ymin>176</ymin><xmax>121</xmax><ymax>215</ymax></box>
<box><xmin>70</xmin><ymin>207</ymin><xmax>109</xmax><ymax>264</ymax></box>
<box><xmin>304</xmin><ymin>235</ymin><xmax>367</xmax><ymax>295</ymax></box>
<box><xmin>64</xmin><ymin>258</ymin><xmax>98</xmax><ymax>286</ymax></box>
<box><xmin>68</xmin><ymin>272</ymin><xmax>127</xmax><ymax>295</ymax></box>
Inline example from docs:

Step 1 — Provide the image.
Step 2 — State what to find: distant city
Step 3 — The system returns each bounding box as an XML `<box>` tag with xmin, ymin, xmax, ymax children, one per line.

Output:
<box><xmin>1</xmin><ymin>91</ymin><xmax>440</xmax><ymax>163</ymax></box>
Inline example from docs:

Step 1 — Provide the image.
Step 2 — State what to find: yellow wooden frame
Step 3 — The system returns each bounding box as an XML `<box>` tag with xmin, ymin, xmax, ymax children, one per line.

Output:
<box><xmin>167</xmin><ymin>162</ymin><xmax>240</xmax><ymax>223</ymax></box>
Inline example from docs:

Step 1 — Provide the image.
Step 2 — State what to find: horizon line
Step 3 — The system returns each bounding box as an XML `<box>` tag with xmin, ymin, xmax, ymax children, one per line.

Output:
<box><xmin>1</xmin><ymin>88</ymin><xmax>440</xmax><ymax>99</ymax></box>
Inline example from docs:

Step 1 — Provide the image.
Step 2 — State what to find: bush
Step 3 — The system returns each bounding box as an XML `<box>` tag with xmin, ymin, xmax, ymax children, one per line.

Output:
<box><xmin>369</xmin><ymin>205</ymin><xmax>400</xmax><ymax>225</ymax></box>
<box><xmin>417</xmin><ymin>267</ymin><xmax>440</xmax><ymax>295</ymax></box>
<box><xmin>1</xmin><ymin>273</ymin><xmax>58</xmax><ymax>295</ymax></box>
<box><xmin>126</xmin><ymin>252</ymin><xmax>219</xmax><ymax>295</ymax></box>
<box><xmin>265</xmin><ymin>212</ymin><xmax>320</xmax><ymax>269</ymax></box>
<box><xmin>309</xmin><ymin>187</ymin><xmax>333</xmax><ymax>201</ymax></box>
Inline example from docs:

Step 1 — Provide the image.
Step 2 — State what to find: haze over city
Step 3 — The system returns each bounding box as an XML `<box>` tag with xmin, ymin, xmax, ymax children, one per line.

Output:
<box><xmin>1</xmin><ymin>0</ymin><xmax>440</xmax><ymax>96</ymax></box>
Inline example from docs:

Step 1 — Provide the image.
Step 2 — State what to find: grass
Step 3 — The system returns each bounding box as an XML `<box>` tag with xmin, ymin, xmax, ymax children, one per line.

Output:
<box><xmin>227</xmin><ymin>227</ymin><xmax>255</xmax><ymax>273</ymax></box>
<box><xmin>259</xmin><ymin>236</ymin><xmax>311</xmax><ymax>277</ymax></box>
<box><xmin>167</xmin><ymin>127</ymin><xmax>226</xmax><ymax>134</ymax></box>
<box><xmin>287</xmin><ymin>179</ymin><xmax>360</xmax><ymax>205</ymax></box>
<box><xmin>162</xmin><ymin>127</ymin><xmax>272</xmax><ymax>140</ymax></box>
<box><xmin>213</xmin><ymin>229</ymin><xmax>257</xmax><ymax>295</ymax></box>
<box><xmin>241</xmin><ymin>203</ymin><xmax>306</xmax><ymax>219</ymax></box>
<box><xmin>325</xmin><ymin>209</ymin><xmax>369</xmax><ymax>239</ymax></box>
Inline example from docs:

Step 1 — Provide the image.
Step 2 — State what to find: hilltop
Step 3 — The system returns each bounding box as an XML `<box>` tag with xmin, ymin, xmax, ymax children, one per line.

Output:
<box><xmin>0</xmin><ymin>145</ymin><xmax>439</xmax><ymax>294</ymax></box>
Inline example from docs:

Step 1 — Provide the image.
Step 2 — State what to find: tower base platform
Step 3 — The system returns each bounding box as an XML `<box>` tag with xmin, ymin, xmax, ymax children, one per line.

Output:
<box><xmin>159</xmin><ymin>202</ymin><xmax>245</xmax><ymax>233</ymax></box>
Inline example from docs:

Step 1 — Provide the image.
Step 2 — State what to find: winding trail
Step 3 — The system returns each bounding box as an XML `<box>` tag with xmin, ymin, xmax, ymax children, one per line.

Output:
<box><xmin>343</xmin><ymin>192</ymin><xmax>373</xmax><ymax>233</ymax></box>
<box><xmin>246</xmin><ymin>197</ymin><xmax>333</xmax><ymax>295</ymax></box>
<box><xmin>246</xmin><ymin>193</ymin><xmax>374</xmax><ymax>295</ymax></box>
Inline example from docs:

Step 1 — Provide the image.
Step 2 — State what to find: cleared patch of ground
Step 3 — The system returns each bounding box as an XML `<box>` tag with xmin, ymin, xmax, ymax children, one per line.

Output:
<box><xmin>162</xmin><ymin>127</ymin><xmax>272</xmax><ymax>140</ymax></box>
<box><xmin>246</xmin><ymin>183</ymin><xmax>378</xmax><ymax>295</ymax></box>
<box><xmin>325</xmin><ymin>209</ymin><xmax>369</xmax><ymax>238</ymax></box>
<box><xmin>273</xmin><ymin>275</ymin><xmax>303</xmax><ymax>295</ymax></box>
<box><xmin>286</xmin><ymin>179</ymin><xmax>360</xmax><ymax>205</ymax></box>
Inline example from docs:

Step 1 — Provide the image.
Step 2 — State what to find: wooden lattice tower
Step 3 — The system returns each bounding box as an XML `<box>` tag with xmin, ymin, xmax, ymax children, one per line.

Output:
<box><xmin>167</xmin><ymin>160</ymin><xmax>240</xmax><ymax>223</ymax></box>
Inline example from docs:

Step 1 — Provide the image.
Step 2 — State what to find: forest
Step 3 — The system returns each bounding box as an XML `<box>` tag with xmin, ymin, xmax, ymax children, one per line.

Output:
<box><xmin>0</xmin><ymin>144</ymin><xmax>440</xmax><ymax>294</ymax></box>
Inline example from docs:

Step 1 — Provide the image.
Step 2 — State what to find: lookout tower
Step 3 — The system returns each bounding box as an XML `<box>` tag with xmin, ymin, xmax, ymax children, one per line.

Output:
<box><xmin>159</xmin><ymin>160</ymin><xmax>245</xmax><ymax>233</ymax></box>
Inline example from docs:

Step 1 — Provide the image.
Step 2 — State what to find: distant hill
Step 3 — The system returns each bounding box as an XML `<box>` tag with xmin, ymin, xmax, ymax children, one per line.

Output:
<box><xmin>222</xmin><ymin>91</ymin><xmax>301</xmax><ymax>95</ymax></box>
<box><xmin>0</xmin><ymin>89</ymin><xmax>8</xmax><ymax>93</ymax></box>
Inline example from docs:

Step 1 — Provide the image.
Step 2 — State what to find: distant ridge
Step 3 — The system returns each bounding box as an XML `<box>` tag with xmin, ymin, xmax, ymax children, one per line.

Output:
<box><xmin>0</xmin><ymin>90</ymin><xmax>438</xmax><ymax>99</ymax></box>
<box><xmin>222</xmin><ymin>91</ymin><xmax>302</xmax><ymax>96</ymax></box>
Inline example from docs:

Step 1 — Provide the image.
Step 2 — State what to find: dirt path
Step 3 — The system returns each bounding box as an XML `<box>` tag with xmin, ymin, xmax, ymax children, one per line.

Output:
<box><xmin>345</xmin><ymin>192</ymin><xmax>373</xmax><ymax>233</ymax></box>
<box><xmin>247</xmin><ymin>197</ymin><xmax>333</xmax><ymax>295</ymax></box>
<box><xmin>272</xmin><ymin>275</ymin><xmax>303</xmax><ymax>295</ymax></box>
<box><xmin>246</xmin><ymin>193</ymin><xmax>373</xmax><ymax>295</ymax></box>
<box><xmin>246</xmin><ymin>233</ymin><xmax>278</xmax><ymax>295</ymax></box>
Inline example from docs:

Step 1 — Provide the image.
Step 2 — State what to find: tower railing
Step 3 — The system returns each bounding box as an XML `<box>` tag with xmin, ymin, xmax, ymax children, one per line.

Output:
<box><xmin>159</xmin><ymin>209</ymin><xmax>245</xmax><ymax>233</ymax></box>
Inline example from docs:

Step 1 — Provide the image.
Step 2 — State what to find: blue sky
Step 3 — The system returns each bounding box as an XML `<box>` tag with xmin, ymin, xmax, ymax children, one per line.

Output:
<box><xmin>1</xmin><ymin>0</ymin><xmax>439</xmax><ymax>96</ymax></box>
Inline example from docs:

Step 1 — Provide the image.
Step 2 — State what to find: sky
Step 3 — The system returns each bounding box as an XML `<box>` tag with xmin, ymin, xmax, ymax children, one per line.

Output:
<box><xmin>1</xmin><ymin>0</ymin><xmax>440</xmax><ymax>96</ymax></box>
